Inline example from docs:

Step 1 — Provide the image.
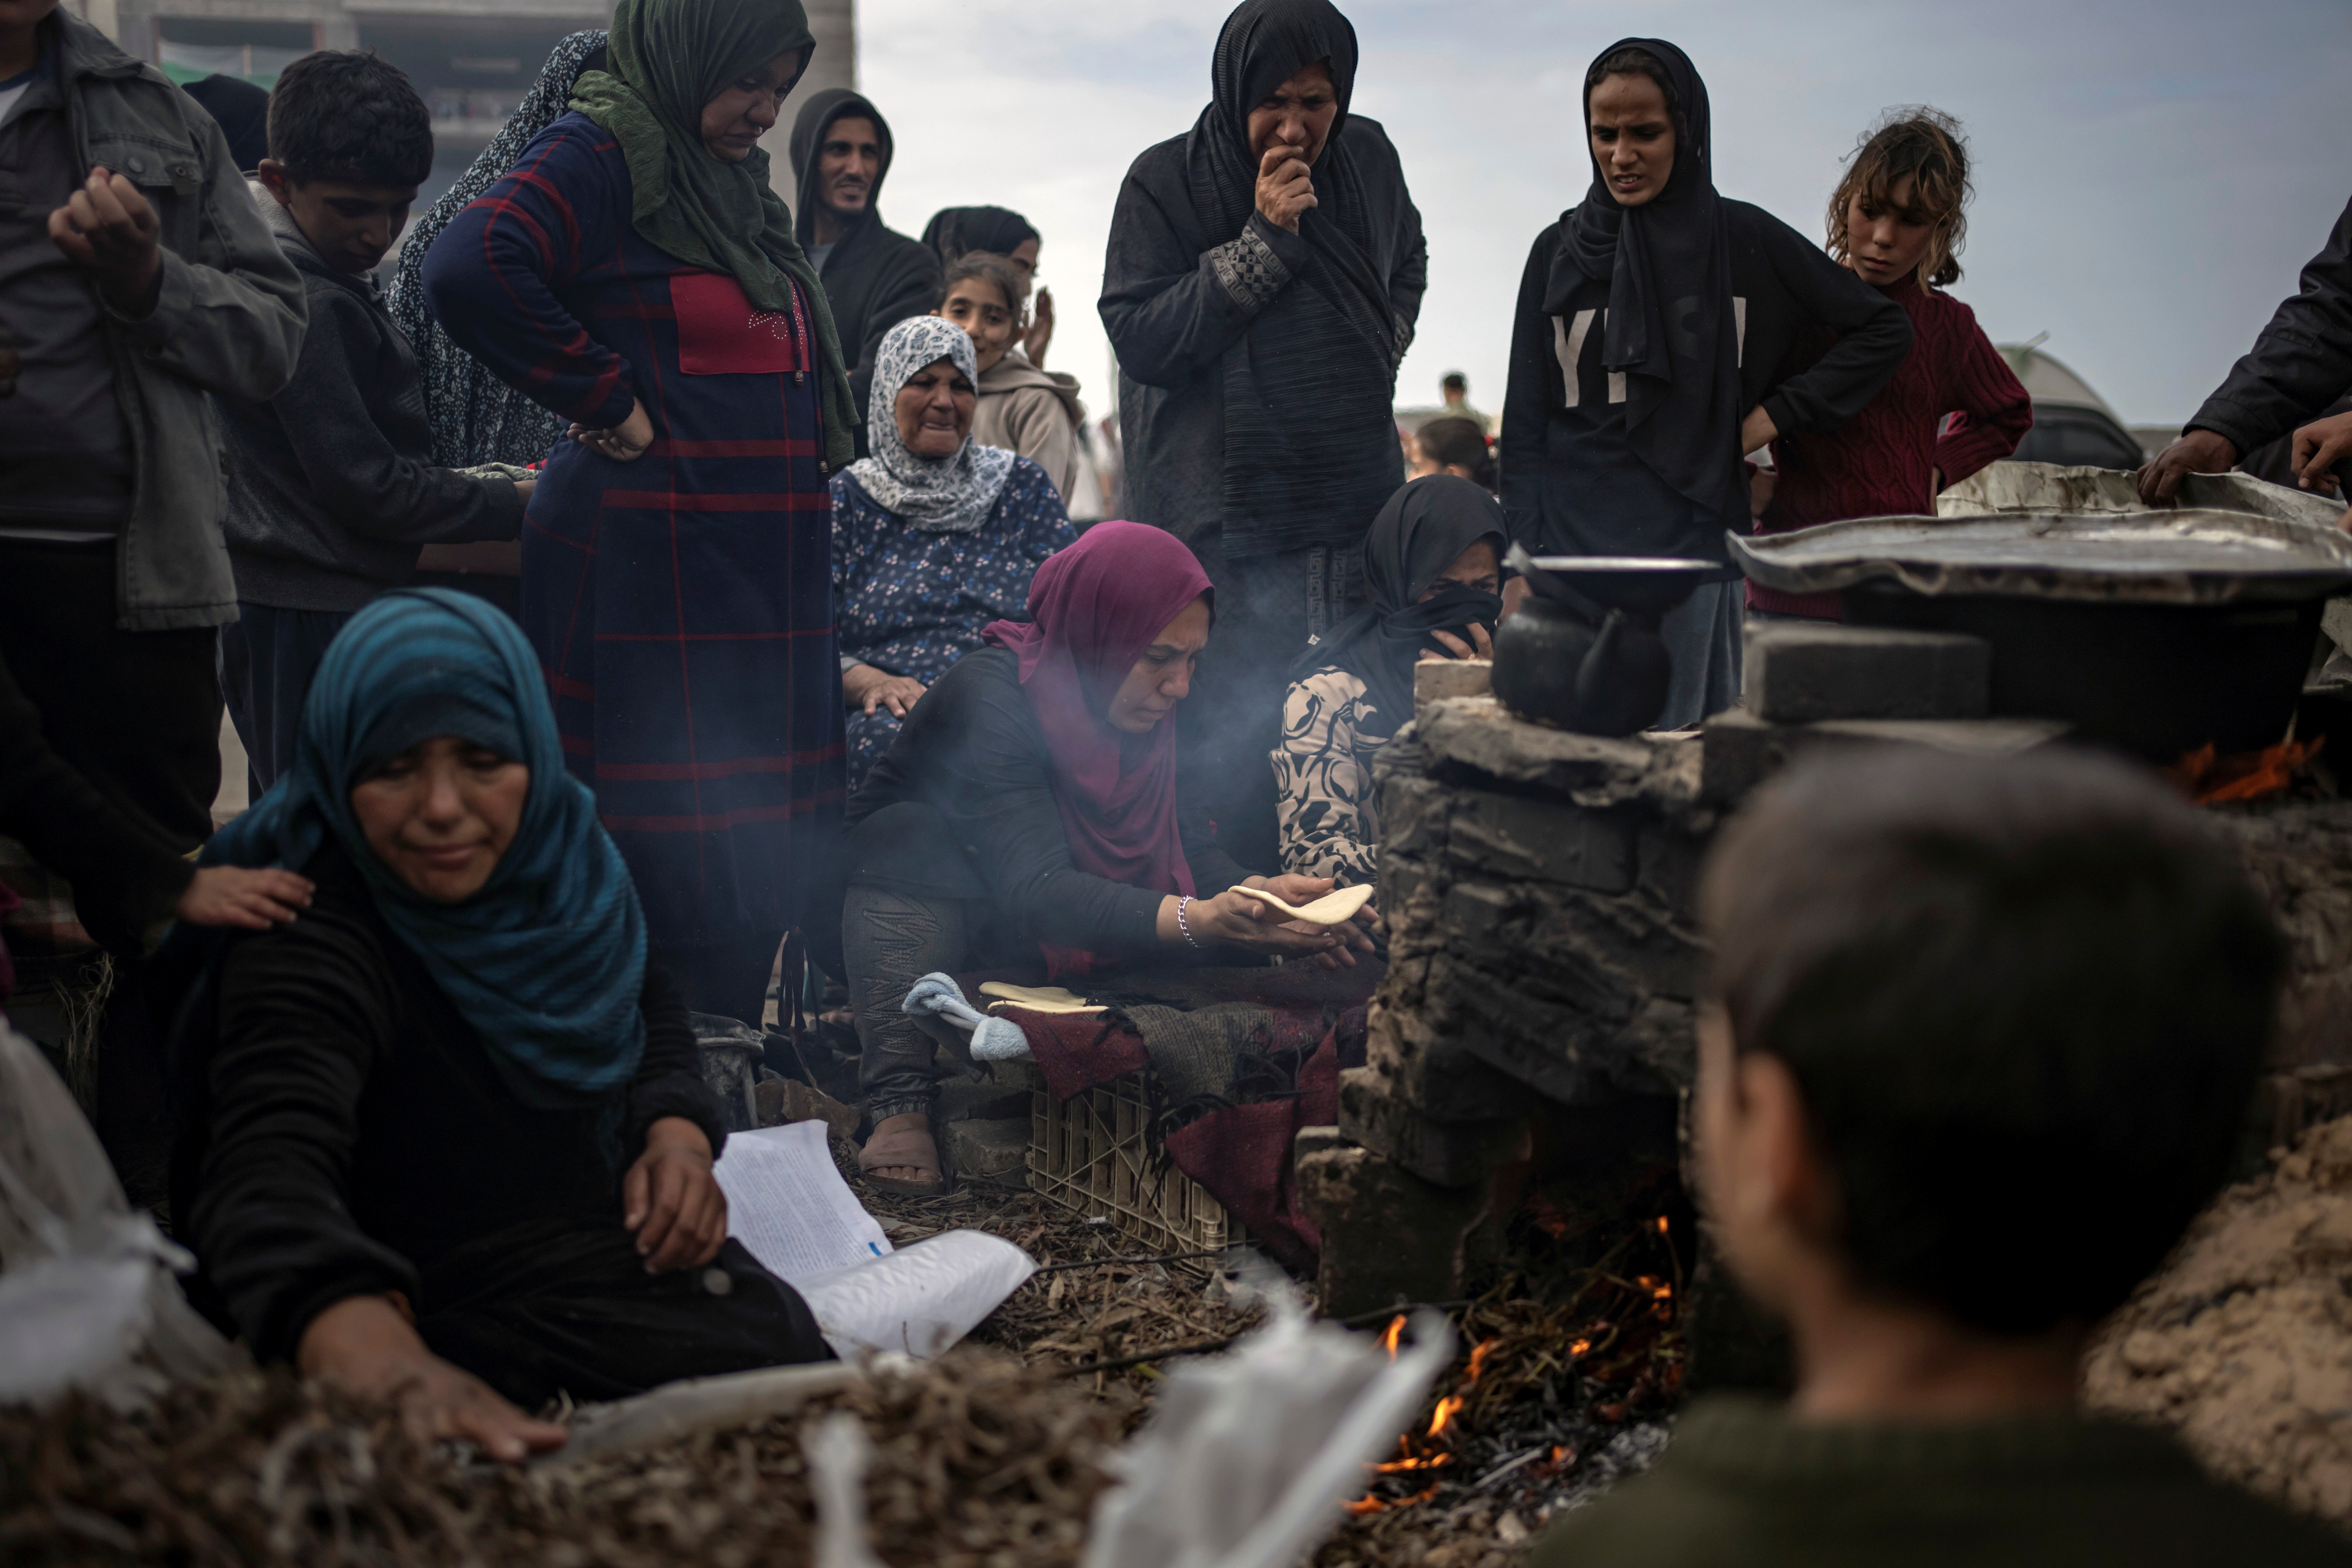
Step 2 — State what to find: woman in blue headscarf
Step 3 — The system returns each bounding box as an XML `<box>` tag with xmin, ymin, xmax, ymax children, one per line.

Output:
<box><xmin>173</xmin><ymin>589</ymin><xmax>829</xmax><ymax>1462</ymax></box>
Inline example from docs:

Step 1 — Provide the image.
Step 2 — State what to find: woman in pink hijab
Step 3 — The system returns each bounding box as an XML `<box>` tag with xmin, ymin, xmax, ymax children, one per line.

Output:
<box><xmin>837</xmin><ymin>522</ymin><xmax>1372</xmax><ymax>1191</ymax></box>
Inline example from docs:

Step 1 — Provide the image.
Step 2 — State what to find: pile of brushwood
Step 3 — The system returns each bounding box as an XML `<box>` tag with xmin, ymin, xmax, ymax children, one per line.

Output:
<box><xmin>1</xmin><ymin>1140</ymin><xmax>1690</xmax><ymax>1567</ymax></box>
<box><xmin>0</xmin><ymin>1354</ymin><xmax>1119</xmax><ymax>1568</ymax></box>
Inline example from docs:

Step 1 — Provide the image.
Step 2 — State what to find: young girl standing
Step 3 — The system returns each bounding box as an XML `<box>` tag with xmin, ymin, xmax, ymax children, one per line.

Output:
<box><xmin>1750</xmin><ymin>110</ymin><xmax>2034</xmax><ymax>619</ymax></box>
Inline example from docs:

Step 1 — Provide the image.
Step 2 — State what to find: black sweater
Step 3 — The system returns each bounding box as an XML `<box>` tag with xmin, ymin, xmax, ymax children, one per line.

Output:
<box><xmin>788</xmin><ymin>90</ymin><xmax>944</xmax><ymax>459</ymax></box>
<box><xmin>1100</xmin><ymin>120</ymin><xmax>1427</xmax><ymax>555</ymax></box>
<box><xmin>2188</xmin><ymin>193</ymin><xmax>2352</xmax><ymax>460</ymax></box>
<box><xmin>178</xmin><ymin>843</ymin><xmax>724</xmax><ymax>1365</ymax></box>
<box><xmin>846</xmin><ymin>647</ymin><xmax>1249</xmax><ymax>955</ymax></box>
<box><xmin>218</xmin><ymin>202</ymin><xmax>523</xmax><ymax>612</ymax></box>
<box><xmin>1500</xmin><ymin>201</ymin><xmax>1911</xmax><ymax>567</ymax></box>
<box><xmin>0</xmin><ymin>647</ymin><xmax>192</xmax><ymax>955</ymax></box>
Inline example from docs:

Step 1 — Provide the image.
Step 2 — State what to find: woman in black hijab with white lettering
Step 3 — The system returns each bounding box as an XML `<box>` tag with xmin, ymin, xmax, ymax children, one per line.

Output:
<box><xmin>1498</xmin><ymin>38</ymin><xmax>1911</xmax><ymax>727</ymax></box>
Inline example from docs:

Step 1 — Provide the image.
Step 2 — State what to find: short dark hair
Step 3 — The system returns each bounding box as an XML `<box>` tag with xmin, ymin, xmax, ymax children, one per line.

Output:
<box><xmin>1416</xmin><ymin>416</ymin><xmax>1493</xmax><ymax>490</ymax></box>
<box><xmin>1441</xmin><ymin>371</ymin><xmax>1468</xmax><ymax>392</ymax></box>
<box><xmin>267</xmin><ymin>49</ymin><xmax>432</xmax><ymax>188</ymax></box>
<box><xmin>939</xmin><ymin>251</ymin><xmax>1028</xmax><ymax>323</ymax></box>
<box><xmin>1586</xmin><ymin>47</ymin><xmax>1685</xmax><ymax>141</ymax></box>
<box><xmin>1828</xmin><ymin>107</ymin><xmax>1972</xmax><ymax>288</ymax></box>
<box><xmin>1702</xmin><ymin>746</ymin><xmax>2282</xmax><ymax>1336</ymax></box>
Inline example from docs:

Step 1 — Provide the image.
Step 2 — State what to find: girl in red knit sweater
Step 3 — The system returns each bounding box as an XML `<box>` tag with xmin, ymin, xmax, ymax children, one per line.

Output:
<box><xmin>1750</xmin><ymin>110</ymin><xmax>2033</xmax><ymax>618</ymax></box>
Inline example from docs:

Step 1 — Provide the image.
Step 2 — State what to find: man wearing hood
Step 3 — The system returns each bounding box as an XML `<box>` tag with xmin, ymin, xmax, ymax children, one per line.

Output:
<box><xmin>789</xmin><ymin>88</ymin><xmax>942</xmax><ymax>458</ymax></box>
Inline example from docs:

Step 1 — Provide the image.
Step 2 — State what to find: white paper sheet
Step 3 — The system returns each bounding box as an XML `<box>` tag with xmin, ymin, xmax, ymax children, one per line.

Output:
<box><xmin>798</xmin><ymin>1230</ymin><xmax>1039</xmax><ymax>1360</ymax></box>
<box><xmin>715</xmin><ymin>1120</ymin><xmax>1036</xmax><ymax>1360</ymax></box>
<box><xmin>715</xmin><ymin>1120</ymin><xmax>892</xmax><ymax>1284</ymax></box>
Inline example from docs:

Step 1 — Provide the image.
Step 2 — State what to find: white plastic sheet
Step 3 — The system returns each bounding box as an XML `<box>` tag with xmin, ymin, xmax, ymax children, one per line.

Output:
<box><xmin>715</xmin><ymin>1118</ymin><xmax>1035</xmax><ymax>1360</ymax></box>
<box><xmin>799</xmin><ymin>1230</ymin><xmax>1037</xmax><ymax>1360</ymax></box>
<box><xmin>1084</xmin><ymin>1299</ymin><xmax>1454</xmax><ymax>1568</ymax></box>
<box><xmin>0</xmin><ymin>1018</ymin><xmax>239</xmax><ymax>1407</ymax></box>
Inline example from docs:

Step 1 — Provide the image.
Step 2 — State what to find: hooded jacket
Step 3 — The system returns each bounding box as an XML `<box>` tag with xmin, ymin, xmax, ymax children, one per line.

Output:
<box><xmin>974</xmin><ymin>350</ymin><xmax>1085</xmax><ymax>502</ymax></box>
<box><xmin>788</xmin><ymin>88</ymin><xmax>943</xmax><ymax>457</ymax></box>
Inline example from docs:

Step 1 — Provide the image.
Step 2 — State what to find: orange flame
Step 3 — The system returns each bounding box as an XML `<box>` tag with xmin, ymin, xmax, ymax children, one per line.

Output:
<box><xmin>1378</xmin><ymin>1315</ymin><xmax>1405</xmax><ymax>1360</ymax></box>
<box><xmin>1427</xmin><ymin>1395</ymin><xmax>1464</xmax><ymax>1439</ymax></box>
<box><xmin>1464</xmin><ymin>1339</ymin><xmax>1498</xmax><ymax>1386</ymax></box>
<box><xmin>1655</xmin><ymin>1215</ymin><xmax>1670</xmax><ymax>1235</ymax></box>
<box><xmin>1345</xmin><ymin>1483</ymin><xmax>1440</xmax><ymax>1516</ymax></box>
<box><xmin>2166</xmin><ymin>736</ymin><xmax>2324</xmax><ymax>806</ymax></box>
<box><xmin>1568</xmin><ymin>1337</ymin><xmax>1592</xmax><ymax>1357</ymax></box>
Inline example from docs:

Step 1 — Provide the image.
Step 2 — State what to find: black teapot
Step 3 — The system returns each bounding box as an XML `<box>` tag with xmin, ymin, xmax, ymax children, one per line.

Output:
<box><xmin>1490</xmin><ymin>545</ymin><xmax>1717</xmax><ymax>736</ymax></box>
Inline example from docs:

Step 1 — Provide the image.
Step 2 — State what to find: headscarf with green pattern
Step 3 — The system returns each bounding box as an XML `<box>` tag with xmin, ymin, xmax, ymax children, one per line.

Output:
<box><xmin>569</xmin><ymin>0</ymin><xmax>857</xmax><ymax>465</ymax></box>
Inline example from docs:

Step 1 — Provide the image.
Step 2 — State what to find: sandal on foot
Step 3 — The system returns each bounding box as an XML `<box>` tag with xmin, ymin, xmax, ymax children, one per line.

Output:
<box><xmin>859</xmin><ymin>1112</ymin><xmax>948</xmax><ymax>1195</ymax></box>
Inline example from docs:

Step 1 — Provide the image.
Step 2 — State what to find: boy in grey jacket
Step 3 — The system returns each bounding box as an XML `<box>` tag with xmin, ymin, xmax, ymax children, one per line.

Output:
<box><xmin>0</xmin><ymin>0</ymin><xmax>304</xmax><ymax>862</ymax></box>
<box><xmin>217</xmin><ymin>49</ymin><xmax>528</xmax><ymax>791</ymax></box>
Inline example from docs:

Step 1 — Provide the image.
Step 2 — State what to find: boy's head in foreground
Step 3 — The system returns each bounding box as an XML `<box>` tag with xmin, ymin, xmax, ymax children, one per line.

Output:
<box><xmin>260</xmin><ymin>50</ymin><xmax>432</xmax><ymax>276</ymax></box>
<box><xmin>1696</xmin><ymin>746</ymin><xmax>2282</xmax><ymax>1416</ymax></box>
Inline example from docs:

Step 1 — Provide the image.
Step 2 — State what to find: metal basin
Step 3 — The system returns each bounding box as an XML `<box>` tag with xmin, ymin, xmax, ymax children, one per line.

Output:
<box><xmin>1729</xmin><ymin>511</ymin><xmax>2352</xmax><ymax>759</ymax></box>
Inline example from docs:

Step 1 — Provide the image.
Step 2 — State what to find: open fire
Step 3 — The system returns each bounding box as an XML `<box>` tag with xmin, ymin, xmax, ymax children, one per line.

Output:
<box><xmin>2166</xmin><ymin>736</ymin><xmax>2326</xmax><ymax>806</ymax></box>
<box><xmin>1339</xmin><ymin>1213</ymin><xmax>1686</xmax><ymax>1521</ymax></box>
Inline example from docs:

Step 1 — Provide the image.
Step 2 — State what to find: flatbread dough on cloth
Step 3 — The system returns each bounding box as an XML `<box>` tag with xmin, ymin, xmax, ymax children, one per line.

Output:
<box><xmin>978</xmin><ymin>982</ymin><xmax>1108</xmax><ymax>1017</ymax></box>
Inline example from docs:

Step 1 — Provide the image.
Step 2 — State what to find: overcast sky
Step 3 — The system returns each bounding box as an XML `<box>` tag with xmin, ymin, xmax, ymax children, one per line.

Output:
<box><xmin>857</xmin><ymin>0</ymin><xmax>2349</xmax><ymax>428</ymax></box>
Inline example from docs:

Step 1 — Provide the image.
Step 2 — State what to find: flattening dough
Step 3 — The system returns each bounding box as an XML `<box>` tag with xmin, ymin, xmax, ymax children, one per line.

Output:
<box><xmin>979</xmin><ymin>981</ymin><xmax>1108</xmax><ymax>1016</ymax></box>
<box><xmin>1229</xmin><ymin>882</ymin><xmax>1376</xmax><ymax>926</ymax></box>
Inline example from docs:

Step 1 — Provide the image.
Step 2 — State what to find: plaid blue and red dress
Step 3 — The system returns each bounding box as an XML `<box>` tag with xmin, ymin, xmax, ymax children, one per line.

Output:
<box><xmin>423</xmin><ymin>111</ymin><xmax>843</xmax><ymax>952</ymax></box>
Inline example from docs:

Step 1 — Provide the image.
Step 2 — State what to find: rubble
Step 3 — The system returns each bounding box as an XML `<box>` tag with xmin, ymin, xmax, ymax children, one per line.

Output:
<box><xmin>2085</xmin><ymin>1113</ymin><xmax>2352</xmax><ymax>1529</ymax></box>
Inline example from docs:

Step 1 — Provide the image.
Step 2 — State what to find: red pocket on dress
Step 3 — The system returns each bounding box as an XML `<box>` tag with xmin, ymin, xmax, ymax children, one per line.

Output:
<box><xmin>671</xmin><ymin>270</ymin><xmax>805</xmax><ymax>375</ymax></box>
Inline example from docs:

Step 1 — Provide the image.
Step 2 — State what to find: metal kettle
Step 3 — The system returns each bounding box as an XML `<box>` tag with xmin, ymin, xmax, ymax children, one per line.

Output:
<box><xmin>1489</xmin><ymin>545</ymin><xmax>1715</xmax><ymax>736</ymax></box>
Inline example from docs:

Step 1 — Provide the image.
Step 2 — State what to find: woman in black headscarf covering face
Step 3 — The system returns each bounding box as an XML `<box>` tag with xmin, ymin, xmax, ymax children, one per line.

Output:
<box><xmin>1101</xmin><ymin>0</ymin><xmax>1429</xmax><ymax>873</ymax></box>
<box><xmin>1274</xmin><ymin>475</ymin><xmax>1502</xmax><ymax>886</ymax></box>
<box><xmin>1497</xmin><ymin>39</ymin><xmax>1913</xmax><ymax>729</ymax></box>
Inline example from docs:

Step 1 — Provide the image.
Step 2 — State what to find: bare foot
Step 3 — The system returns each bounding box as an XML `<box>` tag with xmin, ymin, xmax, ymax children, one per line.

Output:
<box><xmin>859</xmin><ymin>1111</ymin><xmax>941</xmax><ymax>1187</ymax></box>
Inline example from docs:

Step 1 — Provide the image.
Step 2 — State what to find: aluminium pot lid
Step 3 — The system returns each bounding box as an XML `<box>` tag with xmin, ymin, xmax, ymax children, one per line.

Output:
<box><xmin>1726</xmin><ymin>509</ymin><xmax>2352</xmax><ymax>605</ymax></box>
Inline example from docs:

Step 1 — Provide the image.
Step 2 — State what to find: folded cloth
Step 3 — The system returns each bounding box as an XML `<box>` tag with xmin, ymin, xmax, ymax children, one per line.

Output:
<box><xmin>903</xmin><ymin>972</ymin><xmax>1032</xmax><ymax>1062</ymax></box>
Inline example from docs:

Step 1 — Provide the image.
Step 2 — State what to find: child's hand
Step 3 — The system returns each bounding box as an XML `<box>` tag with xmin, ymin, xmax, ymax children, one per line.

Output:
<box><xmin>175</xmin><ymin>865</ymin><xmax>314</xmax><ymax>929</ymax></box>
<box><xmin>49</xmin><ymin>169</ymin><xmax>162</xmax><ymax>314</ymax></box>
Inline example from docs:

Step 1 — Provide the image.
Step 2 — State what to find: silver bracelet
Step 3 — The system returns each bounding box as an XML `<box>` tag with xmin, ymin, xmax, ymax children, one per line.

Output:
<box><xmin>1176</xmin><ymin>894</ymin><xmax>1202</xmax><ymax>949</ymax></box>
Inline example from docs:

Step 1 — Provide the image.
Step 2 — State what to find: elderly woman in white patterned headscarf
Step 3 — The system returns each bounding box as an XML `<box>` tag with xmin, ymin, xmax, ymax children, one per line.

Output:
<box><xmin>833</xmin><ymin>316</ymin><xmax>1078</xmax><ymax>789</ymax></box>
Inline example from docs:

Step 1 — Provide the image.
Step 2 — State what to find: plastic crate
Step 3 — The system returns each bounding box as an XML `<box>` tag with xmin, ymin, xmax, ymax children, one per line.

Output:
<box><xmin>1029</xmin><ymin>1076</ymin><xmax>1240</xmax><ymax>1261</ymax></box>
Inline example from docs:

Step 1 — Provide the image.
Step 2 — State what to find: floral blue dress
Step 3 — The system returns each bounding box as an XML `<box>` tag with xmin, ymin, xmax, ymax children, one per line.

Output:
<box><xmin>832</xmin><ymin>455</ymin><xmax>1074</xmax><ymax>789</ymax></box>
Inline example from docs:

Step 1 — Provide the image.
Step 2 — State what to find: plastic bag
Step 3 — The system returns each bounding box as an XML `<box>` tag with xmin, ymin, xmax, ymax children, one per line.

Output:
<box><xmin>0</xmin><ymin>1016</ymin><xmax>239</xmax><ymax>1407</ymax></box>
<box><xmin>1084</xmin><ymin>1295</ymin><xmax>1454</xmax><ymax>1568</ymax></box>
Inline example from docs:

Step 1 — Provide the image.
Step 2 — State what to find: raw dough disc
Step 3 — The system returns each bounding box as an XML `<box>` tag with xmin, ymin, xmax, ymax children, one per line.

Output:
<box><xmin>979</xmin><ymin>981</ymin><xmax>1107</xmax><ymax>1016</ymax></box>
<box><xmin>1230</xmin><ymin>882</ymin><xmax>1375</xmax><ymax>926</ymax></box>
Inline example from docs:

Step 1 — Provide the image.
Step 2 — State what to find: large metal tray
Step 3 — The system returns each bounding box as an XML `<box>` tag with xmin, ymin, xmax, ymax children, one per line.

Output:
<box><xmin>1727</xmin><ymin>510</ymin><xmax>2352</xmax><ymax>606</ymax></box>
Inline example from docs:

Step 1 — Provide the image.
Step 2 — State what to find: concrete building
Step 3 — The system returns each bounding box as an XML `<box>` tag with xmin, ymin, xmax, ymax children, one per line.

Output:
<box><xmin>68</xmin><ymin>0</ymin><xmax>853</xmax><ymax>210</ymax></box>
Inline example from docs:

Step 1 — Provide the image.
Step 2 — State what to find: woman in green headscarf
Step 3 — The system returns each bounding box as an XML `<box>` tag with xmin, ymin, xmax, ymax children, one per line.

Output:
<box><xmin>423</xmin><ymin>0</ymin><xmax>857</xmax><ymax>1027</ymax></box>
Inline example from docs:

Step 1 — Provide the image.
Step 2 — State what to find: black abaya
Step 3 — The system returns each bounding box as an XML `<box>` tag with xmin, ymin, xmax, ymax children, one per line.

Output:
<box><xmin>176</xmin><ymin>843</ymin><xmax>832</xmax><ymax>1408</ymax></box>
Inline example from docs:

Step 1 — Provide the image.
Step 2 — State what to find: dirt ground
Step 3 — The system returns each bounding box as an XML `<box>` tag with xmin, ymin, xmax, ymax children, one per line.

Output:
<box><xmin>2084</xmin><ymin>1113</ymin><xmax>2352</xmax><ymax>1528</ymax></box>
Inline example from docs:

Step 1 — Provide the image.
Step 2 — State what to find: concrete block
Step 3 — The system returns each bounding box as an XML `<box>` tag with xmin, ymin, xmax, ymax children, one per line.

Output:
<box><xmin>1701</xmin><ymin>708</ymin><xmax>2072</xmax><ymax>804</ymax></box>
<box><xmin>1339</xmin><ymin>1065</ymin><xmax>1530</xmax><ymax>1189</ymax></box>
<box><xmin>1745</xmin><ymin>622</ymin><xmax>1990</xmax><ymax>723</ymax></box>
<box><xmin>936</xmin><ymin>1058</ymin><xmax>1041</xmax><ymax>1124</ymax></box>
<box><xmin>1366</xmin><ymin>1008</ymin><xmax>1530</xmax><ymax>1123</ymax></box>
<box><xmin>1448</xmin><ymin>788</ymin><xmax>1635</xmax><ymax>893</ymax></box>
<box><xmin>1297</xmin><ymin>1144</ymin><xmax>1496</xmax><ymax>1318</ymax></box>
<box><xmin>754</xmin><ymin>1077</ymin><xmax>858</xmax><ymax>1143</ymax></box>
<box><xmin>1414</xmin><ymin>657</ymin><xmax>1492</xmax><ymax>714</ymax></box>
<box><xmin>943</xmin><ymin>1116</ymin><xmax>1030</xmax><ymax>1183</ymax></box>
